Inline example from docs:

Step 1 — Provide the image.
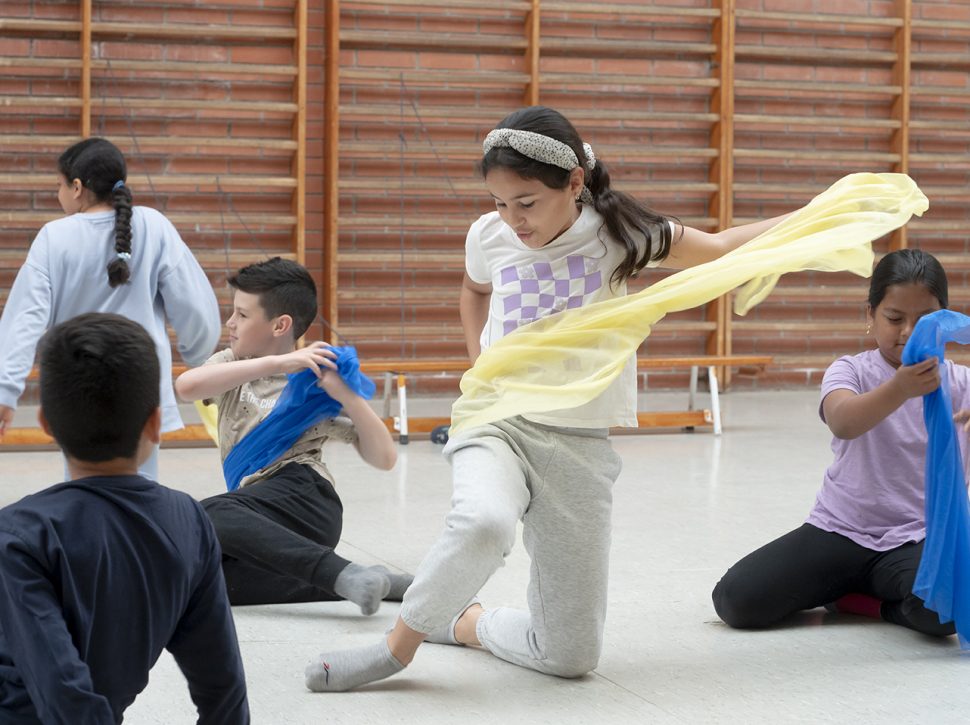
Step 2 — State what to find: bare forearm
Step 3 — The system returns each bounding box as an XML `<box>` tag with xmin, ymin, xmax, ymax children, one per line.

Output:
<box><xmin>825</xmin><ymin>381</ymin><xmax>908</xmax><ymax>439</ymax></box>
<box><xmin>175</xmin><ymin>357</ymin><xmax>282</xmax><ymax>401</ymax></box>
<box><xmin>342</xmin><ymin>396</ymin><xmax>397</xmax><ymax>470</ymax></box>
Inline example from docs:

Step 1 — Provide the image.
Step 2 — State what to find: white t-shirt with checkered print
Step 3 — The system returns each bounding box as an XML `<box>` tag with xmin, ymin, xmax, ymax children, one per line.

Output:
<box><xmin>465</xmin><ymin>205</ymin><xmax>663</xmax><ymax>429</ymax></box>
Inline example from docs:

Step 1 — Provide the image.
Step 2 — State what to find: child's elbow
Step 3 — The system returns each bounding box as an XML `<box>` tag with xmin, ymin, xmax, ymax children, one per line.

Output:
<box><xmin>174</xmin><ymin>376</ymin><xmax>197</xmax><ymax>403</ymax></box>
<box><xmin>376</xmin><ymin>447</ymin><xmax>397</xmax><ymax>471</ymax></box>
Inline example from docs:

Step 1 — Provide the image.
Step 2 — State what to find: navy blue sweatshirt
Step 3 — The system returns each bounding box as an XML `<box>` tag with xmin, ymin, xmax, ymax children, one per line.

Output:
<box><xmin>0</xmin><ymin>476</ymin><xmax>248</xmax><ymax>724</ymax></box>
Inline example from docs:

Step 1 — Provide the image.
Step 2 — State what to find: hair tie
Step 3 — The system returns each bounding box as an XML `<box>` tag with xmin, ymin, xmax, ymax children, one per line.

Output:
<box><xmin>112</xmin><ymin>180</ymin><xmax>125</xmax><ymax>192</ymax></box>
<box><xmin>116</xmin><ymin>251</ymin><xmax>132</xmax><ymax>262</ymax></box>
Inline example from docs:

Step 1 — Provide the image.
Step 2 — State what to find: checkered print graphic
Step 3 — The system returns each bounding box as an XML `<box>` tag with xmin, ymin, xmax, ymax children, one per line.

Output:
<box><xmin>499</xmin><ymin>255</ymin><xmax>602</xmax><ymax>335</ymax></box>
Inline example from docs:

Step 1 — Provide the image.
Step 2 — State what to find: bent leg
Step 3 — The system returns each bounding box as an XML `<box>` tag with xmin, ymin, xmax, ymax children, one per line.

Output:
<box><xmin>399</xmin><ymin>424</ymin><xmax>531</xmax><ymax>635</ymax></box>
<box><xmin>202</xmin><ymin>464</ymin><xmax>351</xmax><ymax>601</ymax></box>
<box><xmin>866</xmin><ymin>541</ymin><xmax>956</xmax><ymax>637</ymax></box>
<box><xmin>476</xmin><ymin>426</ymin><xmax>621</xmax><ymax>678</ymax></box>
<box><xmin>712</xmin><ymin>524</ymin><xmax>872</xmax><ymax>628</ymax></box>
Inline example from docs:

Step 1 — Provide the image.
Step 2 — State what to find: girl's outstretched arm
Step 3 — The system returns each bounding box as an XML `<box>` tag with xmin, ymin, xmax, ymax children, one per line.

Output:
<box><xmin>823</xmin><ymin>357</ymin><xmax>939</xmax><ymax>439</ymax></box>
<box><xmin>663</xmin><ymin>214</ymin><xmax>791</xmax><ymax>270</ymax></box>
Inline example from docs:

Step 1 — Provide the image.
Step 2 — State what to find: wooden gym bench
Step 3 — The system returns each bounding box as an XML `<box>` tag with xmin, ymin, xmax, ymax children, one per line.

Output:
<box><xmin>0</xmin><ymin>355</ymin><xmax>771</xmax><ymax>449</ymax></box>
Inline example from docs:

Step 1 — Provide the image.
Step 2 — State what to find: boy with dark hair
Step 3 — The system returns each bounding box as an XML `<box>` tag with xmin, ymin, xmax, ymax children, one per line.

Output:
<box><xmin>0</xmin><ymin>313</ymin><xmax>248</xmax><ymax>724</ymax></box>
<box><xmin>175</xmin><ymin>257</ymin><xmax>411</xmax><ymax>614</ymax></box>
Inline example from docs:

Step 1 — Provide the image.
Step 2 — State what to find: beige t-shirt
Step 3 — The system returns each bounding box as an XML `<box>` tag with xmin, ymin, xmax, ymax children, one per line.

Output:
<box><xmin>203</xmin><ymin>348</ymin><xmax>358</xmax><ymax>488</ymax></box>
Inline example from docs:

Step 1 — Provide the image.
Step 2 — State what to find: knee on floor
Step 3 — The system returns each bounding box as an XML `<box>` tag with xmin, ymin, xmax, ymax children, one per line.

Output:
<box><xmin>540</xmin><ymin>644</ymin><xmax>601</xmax><ymax>679</ymax></box>
<box><xmin>711</xmin><ymin>577</ymin><xmax>768</xmax><ymax>629</ymax></box>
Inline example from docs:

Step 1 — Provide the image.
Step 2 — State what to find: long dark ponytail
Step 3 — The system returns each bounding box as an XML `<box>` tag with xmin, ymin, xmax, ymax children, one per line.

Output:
<box><xmin>58</xmin><ymin>137</ymin><xmax>133</xmax><ymax>287</ymax></box>
<box><xmin>479</xmin><ymin>106</ymin><xmax>674</xmax><ymax>287</ymax></box>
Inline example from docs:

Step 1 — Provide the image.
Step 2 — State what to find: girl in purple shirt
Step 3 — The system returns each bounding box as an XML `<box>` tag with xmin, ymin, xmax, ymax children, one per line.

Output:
<box><xmin>713</xmin><ymin>249</ymin><xmax>970</xmax><ymax>638</ymax></box>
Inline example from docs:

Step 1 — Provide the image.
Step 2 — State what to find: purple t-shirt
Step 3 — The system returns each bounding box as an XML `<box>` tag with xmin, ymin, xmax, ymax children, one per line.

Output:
<box><xmin>808</xmin><ymin>349</ymin><xmax>970</xmax><ymax>551</ymax></box>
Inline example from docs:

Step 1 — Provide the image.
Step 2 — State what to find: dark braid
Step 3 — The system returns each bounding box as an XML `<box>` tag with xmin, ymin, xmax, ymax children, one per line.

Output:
<box><xmin>57</xmin><ymin>137</ymin><xmax>132</xmax><ymax>287</ymax></box>
<box><xmin>107</xmin><ymin>182</ymin><xmax>133</xmax><ymax>287</ymax></box>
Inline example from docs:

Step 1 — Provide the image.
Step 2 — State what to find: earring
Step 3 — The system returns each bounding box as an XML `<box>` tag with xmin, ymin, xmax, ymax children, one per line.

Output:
<box><xmin>866</xmin><ymin>323</ymin><xmax>871</xmax><ymax>334</ymax></box>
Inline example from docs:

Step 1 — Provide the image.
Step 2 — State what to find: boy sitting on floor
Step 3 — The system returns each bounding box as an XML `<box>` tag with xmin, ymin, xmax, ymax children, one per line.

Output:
<box><xmin>0</xmin><ymin>313</ymin><xmax>249</xmax><ymax>724</ymax></box>
<box><xmin>176</xmin><ymin>257</ymin><xmax>410</xmax><ymax>613</ymax></box>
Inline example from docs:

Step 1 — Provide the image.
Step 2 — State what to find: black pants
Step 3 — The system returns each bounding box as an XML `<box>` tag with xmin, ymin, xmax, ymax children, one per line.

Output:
<box><xmin>712</xmin><ymin>523</ymin><xmax>955</xmax><ymax>637</ymax></box>
<box><xmin>202</xmin><ymin>463</ymin><xmax>351</xmax><ymax>606</ymax></box>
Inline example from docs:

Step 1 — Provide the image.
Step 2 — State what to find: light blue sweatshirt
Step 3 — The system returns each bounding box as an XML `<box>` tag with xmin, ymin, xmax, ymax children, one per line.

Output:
<box><xmin>0</xmin><ymin>207</ymin><xmax>221</xmax><ymax>431</ymax></box>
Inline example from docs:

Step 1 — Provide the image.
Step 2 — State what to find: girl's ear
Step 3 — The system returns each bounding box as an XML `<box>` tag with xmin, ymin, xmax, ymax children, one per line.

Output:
<box><xmin>71</xmin><ymin>178</ymin><xmax>84</xmax><ymax>201</ymax></box>
<box><xmin>568</xmin><ymin>167</ymin><xmax>585</xmax><ymax>198</ymax></box>
<box><xmin>865</xmin><ymin>304</ymin><xmax>874</xmax><ymax>326</ymax></box>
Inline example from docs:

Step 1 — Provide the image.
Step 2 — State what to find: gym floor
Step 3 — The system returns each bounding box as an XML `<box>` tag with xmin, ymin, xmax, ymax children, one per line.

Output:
<box><xmin>2</xmin><ymin>390</ymin><xmax>966</xmax><ymax>724</ymax></box>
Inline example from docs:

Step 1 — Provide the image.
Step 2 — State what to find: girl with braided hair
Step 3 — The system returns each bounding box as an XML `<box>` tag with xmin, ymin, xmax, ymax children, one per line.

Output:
<box><xmin>0</xmin><ymin>138</ymin><xmax>220</xmax><ymax>479</ymax></box>
<box><xmin>306</xmin><ymin>106</ymin><xmax>791</xmax><ymax>691</ymax></box>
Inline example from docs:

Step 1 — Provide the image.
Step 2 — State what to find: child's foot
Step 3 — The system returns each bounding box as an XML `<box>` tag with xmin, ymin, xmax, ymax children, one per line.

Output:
<box><xmin>372</xmin><ymin>565</ymin><xmax>414</xmax><ymax>601</ymax></box>
<box><xmin>824</xmin><ymin>593</ymin><xmax>883</xmax><ymax>619</ymax></box>
<box><xmin>305</xmin><ymin>639</ymin><xmax>403</xmax><ymax>692</ymax></box>
<box><xmin>333</xmin><ymin>564</ymin><xmax>391</xmax><ymax>616</ymax></box>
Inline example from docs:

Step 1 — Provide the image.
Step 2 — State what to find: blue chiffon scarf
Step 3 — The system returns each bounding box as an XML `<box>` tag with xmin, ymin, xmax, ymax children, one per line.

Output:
<box><xmin>222</xmin><ymin>346</ymin><xmax>375</xmax><ymax>492</ymax></box>
<box><xmin>901</xmin><ymin>308</ymin><xmax>970</xmax><ymax>648</ymax></box>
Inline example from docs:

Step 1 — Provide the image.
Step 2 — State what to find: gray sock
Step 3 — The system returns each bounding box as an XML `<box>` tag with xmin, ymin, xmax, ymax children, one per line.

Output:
<box><xmin>373</xmin><ymin>565</ymin><xmax>414</xmax><ymax>601</ymax></box>
<box><xmin>333</xmin><ymin>564</ymin><xmax>391</xmax><ymax>616</ymax></box>
<box><xmin>305</xmin><ymin>639</ymin><xmax>404</xmax><ymax>692</ymax></box>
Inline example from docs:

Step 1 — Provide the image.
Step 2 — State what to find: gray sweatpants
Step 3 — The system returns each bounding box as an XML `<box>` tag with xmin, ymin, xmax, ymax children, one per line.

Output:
<box><xmin>399</xmin><ymin>416</ymin><xmax>622</xmax><ymax>678</ymax></box>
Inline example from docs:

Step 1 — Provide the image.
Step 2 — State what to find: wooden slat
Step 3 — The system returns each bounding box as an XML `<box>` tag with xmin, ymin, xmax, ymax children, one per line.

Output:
<box><xmin>0</xmin><ymin>134</ymin><xmax>298</xmax><ymax>151</ymax></box>
<box><xmin>294</xmin><ymin>0</ymin><xmax>308</xmax><ymax>266</ymax></box>
<box><xmin>338</xmin><ymin>140</ymin><xmax>719</xmax><ymax>160</ymax></box>
<box><xmin>540</xmin><ymin>38</ymin><xmax>717</xmax><ymax>57</ymax></box>
<box><xmin>92</xmin><ymin>59</ymin><xmax>298</xmax><ymax>77</ymax></box>
<box><xmin>734</xmin><ymin>148</ymin><xmax>901</xmax><ymax>163</ymax></box>
<box><xmin>341</xmin><ymin>68</ymin><xmax>531</xmax><ymax>85</ymax></box>
<box><xmin>541</xmin><ymin>73</ymin><xmax>720</xmax><ymax>89</ymax></box>
<box><xmin>734</xmin><ymin>44</ymin><xmax>898</xmax><ymax>64</ymax></box>
<box><xmin>338</xmin><ymin>178</ymin><xmax>718</xmax><ymax>195</ymax></box>
<box><xmin>0</xmin><ymin>174</ymin><xmax>297</xmax><ymax>189</ymax></box>
<box><xmin>90</xmin><ymin>21</ymin><xmax>297</xmax><ymax>41</ymax></box>
<box><xmin>0</xmin><ymin>19</ymin><xmax>81</xmax><ymax>33</ymax></box>
<box><xmin>81</xmin><ymin>0</ymin><xmax>91</xmax><ymax>137</ymax></box>
<box><xmin>0</xmin><ymin>96</ymin><xmax>83</xmax><ymax>108</ymax></box>
<box><xmin>94</xmin><ymin>98</ymin><xmax>299</xmax><ymax>114</ymax></box>
<box><xmin>340</xmin><ymin>29</ymin><xmax>527</xmax><ymax>52</ymax></box>
<box><xmin>345</xmin><ymin>0</ymin><xmax>530</xmax><ymax>10</ymax></box>
<box><xmin>0</xmin><ymin>57</ymin><xmax>81</xmax><ymax>70</ymax></box>
<box><xmin>735</xmin><ymin>79</ymin><xmax>901</xmax><ymax>96</ymax></box>
<box><xmin>542</xmin><ymin>2</ymin><xmax>720</xmax><ymax>19</ymax></box>
<box><xmin>734</xmin><ymin>8</ymin><xmax>903</xmax><ymax>28</ymax></box>
<box><xmin>734</xmin><ymin>113</ymin><xmax>901</xmax><ymax>130</ymax></box>
<box><xmin>0</xmin><ymin>211</ymin><xmax>297</xmax><ymax>227</ymax></box>
<box><xmin>340</xmin><ymin>103</ymin><xmax>719</xmax><ymax>125</ymax></box>
<box><xmin>324</xmin><ymin>0</ymin><xmax>341</xmax><ymax>337</ymax></box>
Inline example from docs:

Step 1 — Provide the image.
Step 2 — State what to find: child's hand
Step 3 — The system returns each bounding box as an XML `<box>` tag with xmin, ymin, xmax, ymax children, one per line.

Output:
<box><xmin>890</xmin><ymin>357</ymin><xmax>940</xmax><ymax>400</ymax></box>
<box><xmin>954</xmin><ymin>409</ymin><xmax>970</xmax><ymax>434</ymax></box>
<box><xmin>317</xmin><ymin>368</ymin><xmax>355</xmax><ymax>405</ymax></box>
<box><xmin>276</xmin><ymin>342</ymin><xmax>337</xmax><ymax>378</ymax></box>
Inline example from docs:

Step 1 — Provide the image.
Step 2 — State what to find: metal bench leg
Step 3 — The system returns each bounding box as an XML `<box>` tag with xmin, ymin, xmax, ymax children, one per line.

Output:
<box><xmin>707</xmin><ymin>365</ymin><xmax>722</xmax><ymax>436</ymax></box>
<box><xmin>381</xmin><ymin>372</ymin><xmax>393</xmax><ymax>418</ymax></box>
<box><xmin>688</xmin><ymin>365</ymin><xmax>698</xmax><ymax>411</ymax></box>
<box><xmin>397</xmin><ymin>373</ymin><xmax>409</xmax><ymax>445</ymax></box>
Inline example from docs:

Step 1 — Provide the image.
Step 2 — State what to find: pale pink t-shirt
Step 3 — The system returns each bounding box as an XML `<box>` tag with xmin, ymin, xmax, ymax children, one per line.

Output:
<box><xmin>808</xmin><ymin>349</ymin><xmax>970</xmax><ymax>550</ymax></box>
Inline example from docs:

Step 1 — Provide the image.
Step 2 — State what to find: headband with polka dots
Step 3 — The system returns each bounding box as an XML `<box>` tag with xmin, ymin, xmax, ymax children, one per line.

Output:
<box><xmin>483</xmin><ymin>128</ymin><xmax>596</xmax><ymax>203</ymax></box>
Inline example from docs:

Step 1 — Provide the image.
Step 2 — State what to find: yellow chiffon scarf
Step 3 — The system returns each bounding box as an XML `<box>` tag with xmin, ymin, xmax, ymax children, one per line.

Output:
<box><xmin>450</xmin><ymin>172</ymin><xmax>929</xmax><ymax>434</ymax></box>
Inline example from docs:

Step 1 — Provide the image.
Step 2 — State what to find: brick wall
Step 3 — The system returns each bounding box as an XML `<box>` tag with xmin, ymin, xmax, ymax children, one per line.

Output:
<box><xmin>2</xmin><ymin>0</ymin><xmax>969</xmax><ymax>403</ymax></box>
